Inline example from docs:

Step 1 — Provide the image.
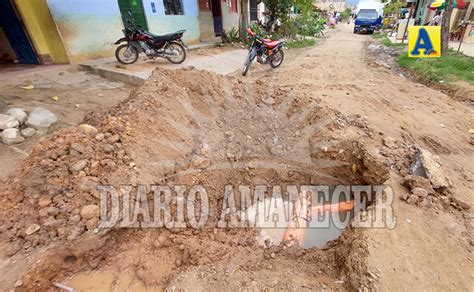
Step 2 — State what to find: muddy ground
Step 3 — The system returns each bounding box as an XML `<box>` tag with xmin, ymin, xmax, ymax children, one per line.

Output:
<box><xmin>0</xmin><ymin>24</ymin><xmax>473</xmax><ymax>291</ymax></box>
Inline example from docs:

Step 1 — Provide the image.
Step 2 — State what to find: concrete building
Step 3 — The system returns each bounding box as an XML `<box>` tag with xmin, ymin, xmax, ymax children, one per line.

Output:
<box><xmin>316</xmin><ymin>0</ymin><xmax>348</xmax><ymax>12</ymax></box>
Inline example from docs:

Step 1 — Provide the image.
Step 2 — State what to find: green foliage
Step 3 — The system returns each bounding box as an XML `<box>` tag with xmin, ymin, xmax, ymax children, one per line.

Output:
<box><xmin>340</xmin><ymin>8</ymin><xmax>352</xmax><ymax>22</ymax></box>
<box><xmin>294</xmin><ymin>12</ymin><xmax>325</xmax><ymax>38</ymax></box>
<box><xmin>397</xmin><ymin>51</ymin><xmax>474</xmax><ymax>83</ymax></box>
<box><xmin>384</xmin><ymin>1</ymin><xmax>404</xmax><ymax>16</ymax></box>
<box><xmin>286</xmin><ymin>38</ymin><xmax>316</xmax><ymax>48</ymax></box>
<box><xmin>261</xmin><ymin>0</ymin><xmax>294</xmax><ymax>31</ymax></box>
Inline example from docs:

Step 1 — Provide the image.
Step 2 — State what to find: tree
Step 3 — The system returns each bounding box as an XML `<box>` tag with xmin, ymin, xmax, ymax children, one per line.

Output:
<box><xmin>261</xmin><ymin>0</ymin><xmax>294</xmax><ymax>32</ymax></box>
<box><xmin>240</xmin><ymin>0</ymin><xmax>249</xmax><ymax>40</ymax></box>
<box><xmin>441</xmin><ymin>0</ymin><xmax>454</xmax><ymax>56</ymax></box>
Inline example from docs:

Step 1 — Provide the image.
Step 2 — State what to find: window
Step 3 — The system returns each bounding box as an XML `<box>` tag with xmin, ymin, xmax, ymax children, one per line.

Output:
<box><xmin>230</xmin><ymin>0</ymin><xmax>238</xmax><ymax>13</ymax></box>
<box><xmin>199</xmin><ymin>0</ymin><xmax>211</xmax><ymax>11</ymax></box>
<box><xmin>163</xmin><ymin>0</ymin><xmax>184</xmax><ymax>15</ymax></box>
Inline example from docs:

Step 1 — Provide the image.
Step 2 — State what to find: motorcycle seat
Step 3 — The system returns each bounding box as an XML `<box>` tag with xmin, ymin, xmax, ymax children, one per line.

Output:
<box><xmin>265</xmin><ymin>40</ymin><xmax>281</xmax><ymax>49</ymax></box>
<box><xmin>151</xmin><ymin>32</ymin><xmax>179</xmax><ymax>42</ymax></box>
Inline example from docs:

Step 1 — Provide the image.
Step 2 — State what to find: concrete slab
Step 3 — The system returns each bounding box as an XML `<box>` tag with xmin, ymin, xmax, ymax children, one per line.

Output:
<box><xmin>79</xmin><ymin>46</ymin><xmax>247</xmax><ymax>86</ymax></box>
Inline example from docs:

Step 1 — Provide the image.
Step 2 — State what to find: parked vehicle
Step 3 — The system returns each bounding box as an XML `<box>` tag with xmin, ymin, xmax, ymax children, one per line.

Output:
<box><xmin>242</xmin><ymin>28</ymin><xmax>285</xmax><ymax>76</ymax></box>
<box><xmin>114</xmin><ymin>12</ymin><xmax>186</xmax><ymax>64</ymax></box>
<box><xmin>354</xmin><ymin>9</ymin><xmax>381</xmax><ymax>34</ymax></box>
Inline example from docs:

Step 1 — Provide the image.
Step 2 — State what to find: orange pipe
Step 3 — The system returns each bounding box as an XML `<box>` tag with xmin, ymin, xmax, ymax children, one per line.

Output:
<box><xmin>284</xmin><ymin>200</ymin><xmax>355</xmax><ymax>243</ymax></box>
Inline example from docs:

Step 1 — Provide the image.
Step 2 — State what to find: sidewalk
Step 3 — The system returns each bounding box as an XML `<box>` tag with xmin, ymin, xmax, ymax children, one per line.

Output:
<box><xmin>80</xmin><ymin>44</ymin><xmax>247</xmax><ymax>85</ymax></box>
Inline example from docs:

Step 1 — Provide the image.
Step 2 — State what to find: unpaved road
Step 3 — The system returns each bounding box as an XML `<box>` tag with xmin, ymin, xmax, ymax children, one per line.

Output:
<box><xmin>0</xmin><ymin>24</ymin><xmax>472</xmax><ymax>291</ymax></box>
<box><xmin>243</xmin><ymin>24</ymin><xmax>473</xmax><ymax>290</ymax></box>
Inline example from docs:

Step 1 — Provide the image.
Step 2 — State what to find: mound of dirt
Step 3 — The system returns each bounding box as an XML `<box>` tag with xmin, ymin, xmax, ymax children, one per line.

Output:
<box><xmin>0</xmin><ymin>67</ymin><xmax>390</xmax><ymax>291</ymax></box>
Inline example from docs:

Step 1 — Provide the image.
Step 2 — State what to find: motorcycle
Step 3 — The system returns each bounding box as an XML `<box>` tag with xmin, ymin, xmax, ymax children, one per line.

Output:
<box><xmin>242</xmin><ymin>27</ymin><xmax>285</xmax><ymax>76</ymax></box>
<box><xmin>114</xmin><ymin>12</ymin><xmax>187</xmax><ymax>64</ymax></box>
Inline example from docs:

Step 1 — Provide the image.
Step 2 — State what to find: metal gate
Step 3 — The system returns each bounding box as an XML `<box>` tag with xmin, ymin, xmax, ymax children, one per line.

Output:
<box><xmin>118</xmin><ymin>0</ymin><xmax>148</xmax><ymax>30</ymax></box>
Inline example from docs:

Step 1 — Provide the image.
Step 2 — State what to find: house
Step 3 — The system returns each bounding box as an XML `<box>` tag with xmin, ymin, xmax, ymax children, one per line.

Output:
<box><xmin>0</xmin><ymin>0</ymin><xmax>251</xmax><ymax>65</ymax></box>
<box><xmin>316</xmin><ymin>0</ymin><xmax>348</xmax><ymax>12</ymax></box>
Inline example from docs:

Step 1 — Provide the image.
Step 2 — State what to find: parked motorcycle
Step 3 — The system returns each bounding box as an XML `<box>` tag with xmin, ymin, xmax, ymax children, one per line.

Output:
<box><xmin>242</xmin><ymin>27</ymin><xmax>285</xmax><ymax>76</ymax></box>
<box><xmin>114</xmin><ymin>12</ymin><xmax>187</xmax><ymax>64</ymax></box>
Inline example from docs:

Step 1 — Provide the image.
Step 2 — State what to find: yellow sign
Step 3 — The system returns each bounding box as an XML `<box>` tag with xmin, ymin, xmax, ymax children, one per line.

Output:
<box><xmin>408</xmin><ymin>26</ymin><xmax>441</xmax><ymax>58</ymax></box>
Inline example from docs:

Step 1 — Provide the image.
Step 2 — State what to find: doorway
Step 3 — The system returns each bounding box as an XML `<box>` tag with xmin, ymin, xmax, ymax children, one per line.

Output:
<box><xmin>0</xmin><ymin>0</ymin><xmax>39</xmax><ymax>64</ymax></box>
<box><xmin>117</xmin><ymin>0</ymin><xmax>148</xmax><ymax>30</ymax></box>
<box><xmin>211</xmin><ymin>0</ymin><xmax>223</xmax><ymax>36</ymax></box>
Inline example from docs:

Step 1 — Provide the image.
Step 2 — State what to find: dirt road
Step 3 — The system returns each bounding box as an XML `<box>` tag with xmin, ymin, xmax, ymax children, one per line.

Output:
<box><xmin>249</xmin><ymin>24</ymin><xmax>472</xmax><ymax>290</ymax></box>
<box><xmin>0</xmin><ymin>24</ymin><xmax>472</xmax><ymax>291</ymax></box>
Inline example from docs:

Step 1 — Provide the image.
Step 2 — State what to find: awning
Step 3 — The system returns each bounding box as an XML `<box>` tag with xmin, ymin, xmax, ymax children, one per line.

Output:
<box><xmin>428</xmin><ymin>0</ymin><xmax>467</xmax><ymax>10</ymax></box>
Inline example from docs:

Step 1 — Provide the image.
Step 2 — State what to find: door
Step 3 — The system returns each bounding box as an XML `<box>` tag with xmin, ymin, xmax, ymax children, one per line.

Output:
<box><xmin>118</xmin><ymin>0</ymin><xmax>148</xmax><ymax>30</ymax></box>
<box><xmin>0</xmin><ymin>0</ymin><xmax>39</xmax><ymax>64</ymax></box>
<box><xmin>211</xmin><ymin>0</ymin><xmax>223</xmax><ymax>36</ymax></box>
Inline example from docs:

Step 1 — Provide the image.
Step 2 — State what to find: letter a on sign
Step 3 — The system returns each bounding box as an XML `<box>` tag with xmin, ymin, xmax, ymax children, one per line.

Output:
<box><xmin>408</xmin><ymin>26</ymin><xmax>441</xmax><ymax>58</ymax></box>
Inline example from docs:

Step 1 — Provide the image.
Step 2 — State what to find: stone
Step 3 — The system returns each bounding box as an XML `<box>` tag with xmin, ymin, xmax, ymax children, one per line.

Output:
<box><xmin>2</xmin><ymin>128</ymin><xmax>25</xmax><ymax>145</ymax></box>
<box><xmin>103</xmin><ymin>143</ymin><xmax>115</xmax><ymax>153</ymax></box>
<box><xmin>192</xmin><ymin>156</ymin><xmax>210</xmax><ymax>169</ymax></box>
<box><xmin>418</xmin><ymin>148</ymin><xmax>448</xmax><ymax>189</ymax></box>
<box><xmin>406</xmin><ymin>195</ymin><xmax>418</xmax><ymax>205</ymax></box>
<box><xmin>25</xmin><ymin>223</ymin><xmax>41</xmax><ymax>235</ymax></box>
<box><xmin>412</xmin><ymin>187</ymin><xmax>428</xmax><ymax>198</ymax></box>
<box><xmin>383</xmin><ymin>137</ymin><xmax>396</xmax><ymax>148</ymax></box>
<box><xmin>0</xmin><ymin>114</ymin><xmax>19</xmax><ymax>129</ymax></box>
<box><xmin>107</xmin><ymin>134</ymin><xmax>120</xmax><ymax>144</ymax></box>
<box><xmin>6</xmin><ymin>108</ymin><xmax>27</xmax><ymax>124</ymax></box>
<box><xmin>86</xmin><ymin>218</ymin><xmax>98</xmax><ymax>230</ymax></box>
<box><xmin>399</xmin><ymin>193</ymin><xmax>409</xmax><ymax>201</ymax></box>
<box><xmin>440</xmin><ymin>196</ymin><xmax>451</xmax><ymax>209</ymax></box>
<box><xmin>78</xmin><ymin>124</ymin><xmax>98</xmax><ymax>135</ymax></box>
<box><xmin>38</xmin><ymin>196</ymin><xmax>52</xmax><ymax>208</ymax></box>
<box><xmin>452</xmin><ymin>198</ymin><xmax>471</xmax><ymax>210</ymax></box>
<box><xmin>95</xmin><ymin>133</ymin><xmax>105</xmax><ymax>141</ymax></box>
<box><xmin>67</xmin><ymin>225</ymin><xmax>85</xmax><ymax>240</ymax></box>
<box><xmin>419</xmin><ymin>198</ymin><xmax>432</xmax><ymax>208</ymax></box>
<box><xmin>20</xmin><ymin>127</ymin><xmax>36</xmax><ymax>138</ymax></box>
<box><xmin>70</xmin><ymin>143</ymin><xmax>85</xmax><ymax>154</ymax></box>
<box><xmin>26</xmin><ymin>107</ymin><xmax>58</xmax><ymax>130</ymax></box>
<box><xmin>70</xmin><ymin>160</ymin><xmax>88</xmax><ymax>172</ymax></box>
<box><xmin>404</xmin><ymin>175</ymin><xmax>435</xmax><ymax>195</ymax></box>
<box><xmin>80</xmin><ymin>205</ymin><xmax>100</xmax><ymax>220</ymax></box>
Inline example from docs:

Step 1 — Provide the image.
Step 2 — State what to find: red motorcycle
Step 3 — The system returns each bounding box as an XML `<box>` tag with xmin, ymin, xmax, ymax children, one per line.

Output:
<box><xmin>242</xmin><ymin>27</ymin><xmax>285</xmax><ymax>76</ymax></box>
<box><xmin>114</xmin><ymin>12</ymin><xmax>186</xmax><ymax>64</ymax></box>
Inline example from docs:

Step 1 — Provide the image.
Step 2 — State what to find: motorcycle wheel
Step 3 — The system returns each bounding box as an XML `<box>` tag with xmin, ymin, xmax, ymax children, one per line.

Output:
<box><xmin>115</xmin><ymin>44</ymin><xmax>139</xmax><ymax>64</ymax></box>
<box><xmin>164</xmin><ymin>41</ymin><xmax>186</xmax><ymax>64</ymax></box>
<box><xmin>270</xmin><ymin>50</ymin><xmax>284</xmax><ymax>68</ymax></box>
<box><xmin>242</xmin><ymin>57</ymin><xmax>251</xmax><ymax>76</ymax></box>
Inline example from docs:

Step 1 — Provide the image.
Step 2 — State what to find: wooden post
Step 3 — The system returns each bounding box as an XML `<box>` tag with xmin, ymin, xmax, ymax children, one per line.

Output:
<box><xmin>401</xmin><ymin>3</ymin><xmax>415</xmax><ymax>44</ymax></box>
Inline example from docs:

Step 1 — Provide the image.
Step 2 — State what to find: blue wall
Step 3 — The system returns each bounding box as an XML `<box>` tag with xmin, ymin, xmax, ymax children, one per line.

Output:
<box><xmin>142</xmin><ymin>0</ymin><xmax>200</xmax><ymax>44</ymax></box>
<box><xmin>47</xmin><ymin>0</ymin><xmax>200</xmax><ymax>62</ymax></box>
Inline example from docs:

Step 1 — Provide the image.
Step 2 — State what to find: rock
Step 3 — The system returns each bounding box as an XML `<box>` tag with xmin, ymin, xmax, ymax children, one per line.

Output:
<box><xmin>80</xmin><ymin>205</ymin><xmax>100</xmax><ymax>220</ymax></box>
<box><xmin>412</xmin><ymin>187</ymin><xmax>428</xmax><ymax>198</ymax></box>
<box><xmin>6</xmin><ymin>108</ymin><xmax>27</xmax><ymax>124</ymax></box>
<box><xmin>406</xmin><ymin>195</ymin><xmax>419</xmax><ymax>205</ymax></box>
<box><xmin>404</xmin><ymin>175</ymin><xmax>435</xmax><ymax>195</ymax></box>
<box><xmin>452</xmin><ymin>198</ymin><xmax>471</xmax><ymax>210</ymax></box>
<box><xmin>70</xmin><ymin>160</ymin><xmax>88</xmax><ymax>172</ymax></box>
<box><xmin>419</xmin><ymin>198</ymin><xmax>432</xmax><ymax>208</ymax></box>
<box><xmin>14</xmin><ymin>279</ymin><xmax>23</xmax><ymax>287</ymax></box>
<box><xmin>67</xmin><ymin>225</ymin><xmax>85</xmax><ymax>240</ymax></box>
<box><xmin>70</xmin><ymin>143</ymin><xmax>85</xmax><ymax>154</ymax></box>
<box><xmin>20</xmin><ymin>127</ymin><xmax>36</xmax><ymax>138</ymax></box>
<box><xmin>95</xmin><ymin>133</ymin><xmax>105</xmax><ymax>141</ymax></box>
<box><xmin>26</xmin><ymin>107</ymin><xmax>57</xmax><ymax>130</ymax></box>
<box><xmin>418</xmin><ymin>148</ymin><xmax>448</xmax><ymax>189</ymax></box>
<box><xmin>192</xmin><ymin>156</ymin><xmax>210</xmax><ymax>169</ymax></box>
<box><xmin>2</xmin><ymin>128</ymin><xmax>25</xmax><ymax>145</ymax></box>
<box><xmin>107</xmin><ymin>134</ymin><xmax>120</xmax><ymax>144</ymax></box>
<box><xmin>0</xmin><ymin>114</ymin><xmax>19</xmax><ymax>129</ymax></box>
<box><xmin>440</xmin><ymin>196</ymin><xmax>451</xmax><ymax>209</ymax></box>
<box><xmin>383</xmin><ymin>137</ymin><xmax>396</xmax><ymax>148</ymax></box>
<box><xmin>78</xmin><ymin>124</ymin><xmax>98</xmax><ymax>135</ymax></box>
<box><xmin>38</xmin><ymin>196</ymin><xmax>52</xmax><ymax>208</ymax></box>
<box><xmin>399</xmin><ymin>193</ymin><xmax>409</xmax><ymax>201</ymax></box>
<box><xmin>103</xmin><ymin>143</ymin><xmax>115</xmax><ymax>153</ymax></box>
<box><xmin>86</xmin><ymin>218</ymin><xmax>98</xmax><ymax>230</ymax></box>
<box><xmin>25</xmin><ymin>223</ymin><xmax>41</xmax><ymax>235</ymax></box>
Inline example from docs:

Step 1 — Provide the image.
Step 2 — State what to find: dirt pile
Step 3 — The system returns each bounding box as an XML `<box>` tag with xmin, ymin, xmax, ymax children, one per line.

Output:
<box><xmin>1</xmin><ymin>67</ymin><xmax>392</xmax><ymax>291</ymax></box>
